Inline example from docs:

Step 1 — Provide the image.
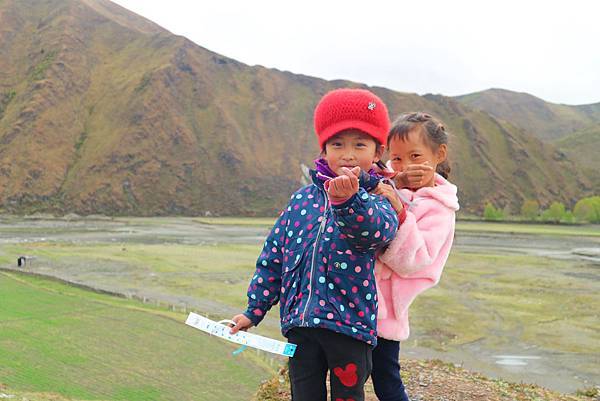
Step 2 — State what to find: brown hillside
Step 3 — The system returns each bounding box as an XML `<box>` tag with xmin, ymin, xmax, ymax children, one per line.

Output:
<box><xmin>455</xmin><ymin>88</ymin><xmax>600</xmax><ymax>141</ymax></box>
<box><xmin>0</xmin><ymin>1</ymin><xmax>593</xmax><ymax>216</ymax></box>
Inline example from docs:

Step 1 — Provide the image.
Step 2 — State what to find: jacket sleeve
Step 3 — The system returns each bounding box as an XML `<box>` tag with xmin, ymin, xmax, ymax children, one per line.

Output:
<box><xmin>378</xmin><ymin>204</ymin><xmax>455</xmax><ymax>278</ymax></box>
<box><xmin>331</xmin><ymin>188</ymin><xmax>399</xmax><ymax>253</ymax></box>
<box><xmin>243</xmin><ymin>206</ymin><xmax>289</xmax><ymax>326</ymax></box>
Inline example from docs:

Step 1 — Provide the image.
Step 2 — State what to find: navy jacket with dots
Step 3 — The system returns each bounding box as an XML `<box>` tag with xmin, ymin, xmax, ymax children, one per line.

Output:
<box><xmin>243</xmin><ymin>170</ymin><xmax>399</xmax><ymax>346</ymax></box>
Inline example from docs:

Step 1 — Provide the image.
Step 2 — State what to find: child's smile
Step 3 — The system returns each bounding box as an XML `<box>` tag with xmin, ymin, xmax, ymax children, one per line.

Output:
<box><xmin>324</xmin><ymin>129</ymin><xmax>383</xmax><ymax>176</ymax></box>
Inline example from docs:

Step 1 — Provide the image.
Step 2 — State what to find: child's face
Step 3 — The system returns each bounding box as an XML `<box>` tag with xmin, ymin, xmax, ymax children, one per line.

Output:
<box><xmin>388</xmin><ymin>128</ymin><xmax>447</xmax><ymax>188</ymax></box>
<box><xmin>323</xmin><ymin>130</ymin><xmax>383</xmax><ymax>176</ymax></box>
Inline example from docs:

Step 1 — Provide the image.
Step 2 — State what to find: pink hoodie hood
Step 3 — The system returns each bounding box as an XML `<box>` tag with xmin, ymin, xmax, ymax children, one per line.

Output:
<box><xmin>375</xmin><ymin>173</ymin><xmax>459</xmax><ymax>341</ymax></box>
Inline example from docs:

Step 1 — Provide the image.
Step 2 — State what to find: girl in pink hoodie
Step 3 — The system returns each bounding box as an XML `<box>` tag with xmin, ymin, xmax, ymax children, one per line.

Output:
<box><xmin>370</xmin><ymin>112</ymin><xmax>460</xmax><ymax>401</ymax></box>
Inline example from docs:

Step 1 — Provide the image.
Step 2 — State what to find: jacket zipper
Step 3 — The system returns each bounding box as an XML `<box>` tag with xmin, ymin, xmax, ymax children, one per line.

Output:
<box><xmin>301</xmin><ymin>191</ymin><xmax>329</xmax><ymax>326</ymax></box>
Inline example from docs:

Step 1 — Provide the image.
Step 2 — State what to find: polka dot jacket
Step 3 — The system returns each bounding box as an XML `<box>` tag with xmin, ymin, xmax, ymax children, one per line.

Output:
<box><xmin>243</xmin><ymin>170</ymin><xmax>399</xmax><ymax>346</ymax></box>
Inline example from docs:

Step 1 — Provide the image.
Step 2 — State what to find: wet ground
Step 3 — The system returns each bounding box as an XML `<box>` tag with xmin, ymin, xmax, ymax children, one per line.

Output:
<box><xmin>1</xmin><ymin>216</ymin><xmax>598</xmax><ymax>393</ymax></box>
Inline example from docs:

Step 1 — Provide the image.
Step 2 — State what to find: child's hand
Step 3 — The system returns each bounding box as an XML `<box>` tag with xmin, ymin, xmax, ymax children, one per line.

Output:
<box><xmin>373</xmin><ymin>183</ymin><xmax>404</xmax><ymax>214</ymax></box>
<box><xmin>229</xmin><ymin>314</ymin><xmax>254</xmax><ymax>334</ymax></box>
<box><xmin>326</xmin><ymin>166</ymin><xmax>360</xmax><ymax>203</ymax></box>
<box><xmin>394</xmin><ymin>162</ymin><xmax>433</xmax><ymax>188</ymax></box>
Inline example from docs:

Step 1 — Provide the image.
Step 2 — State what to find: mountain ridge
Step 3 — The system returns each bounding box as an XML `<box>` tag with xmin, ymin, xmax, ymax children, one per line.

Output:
<box><xmin>0</xmin><ymin>0</ymin><xmax>594</xmax><ymax>216</ymax></box>
<box><xmin>455</xmin><ymin>88</ymin><xmax>600</xmax><ymax>141</ymax></box>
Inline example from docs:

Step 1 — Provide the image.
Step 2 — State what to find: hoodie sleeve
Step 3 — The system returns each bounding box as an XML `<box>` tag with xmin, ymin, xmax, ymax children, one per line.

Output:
<box><xmin>378</xmin><ymin>201</ymin><xmax>455</xmax><ymax>277</ymax></box>
<box><xmin>331</xmin><ymin>188</ymin><xmax>399</xmax><ymax>253</ymax></box>
<box><xmin>243</xmin><ymin>207</ymin><xmax>289</xmax><ymax>326</ymax></box>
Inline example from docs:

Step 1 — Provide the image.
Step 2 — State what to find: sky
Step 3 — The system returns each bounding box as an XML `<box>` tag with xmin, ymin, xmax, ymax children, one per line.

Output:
<box><xmin>111</xmin><ymin>0</ymin><xmax>600</xmax><ymax>106</ymax></box>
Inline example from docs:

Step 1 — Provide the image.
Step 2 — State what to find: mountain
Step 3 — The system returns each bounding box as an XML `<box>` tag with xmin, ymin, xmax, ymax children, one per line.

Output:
<box><xmin>554</xmin><ymin>124</ymin><xmax>600</xmax><ymax>173</ymax></box>
<box><xmin>0</xmin><ymin>0</ymin><xmax>594</xmax><ymax>216</ymax></box>
<box><xmin>455</xmin><ymin>88</ymin><xmax>600</xmax><ymax>141</ymax></box>
<box><xmin>455</xmin><ymin>89</ymin><xmax>600</xmax><ymax>190</ymax></box>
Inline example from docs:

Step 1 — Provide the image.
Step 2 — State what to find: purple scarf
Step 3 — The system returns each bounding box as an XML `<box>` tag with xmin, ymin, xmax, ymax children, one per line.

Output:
<box><xmin>314</xmin><ymin>158</ymin><xmax>381</xmax><ymax>183</ymax></box>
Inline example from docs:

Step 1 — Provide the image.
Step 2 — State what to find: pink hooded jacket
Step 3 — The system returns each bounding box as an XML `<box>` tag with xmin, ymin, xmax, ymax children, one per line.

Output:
<box><xmin>375</xmin><ymin>173</ymin><xmax>459</xmax><ymax>341</ymax></box>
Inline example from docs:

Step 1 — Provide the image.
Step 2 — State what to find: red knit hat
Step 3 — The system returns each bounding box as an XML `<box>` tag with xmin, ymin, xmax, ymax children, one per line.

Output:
<box><xmin>314</xmin><ymin>88</ymin><xmax>390</xmax><ymax>149</ymax></box>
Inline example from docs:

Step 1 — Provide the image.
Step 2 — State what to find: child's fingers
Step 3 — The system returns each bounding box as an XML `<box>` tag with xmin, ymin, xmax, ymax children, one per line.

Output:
<box><xmin>341</xmin><ymin>176</ymin><xmax>354</xmax><ymax>193</ymax></box>
<box><xmin>329</xmin><ymin>177</ymin><xmax>348</xmax><ymax>194</ymax></box>
<box><xmin>230</xmin><ymin>324</ymin><xmax>250</xmax><ymax>334</ymax></box>
<box><xmin>373</xmin><ymin>183</ymin><xmax>391</xmax><ymax>195</ymax></box>
<box><xmin>406</xmin><ymin>163</ymin><xmax>433</xmax><ymax>172</ymax></box>
<box><xmin>340</xmin><ymin>166</ymin><xmax>360</xmax><ymax>180</ymax></box>
<box><xmin>230</xmin><ymin>324</ymin><xmax>241</xmax><ymax>334</ymax></box>
<box><xmin>334</xmin><ymin>176</ymin><xmax>346</xmax><ymax>191</ymax></box>
<box><xmin>229</xmin><ymin>314</ymin><xmax>251</xmax><ymax>334</ymax></box>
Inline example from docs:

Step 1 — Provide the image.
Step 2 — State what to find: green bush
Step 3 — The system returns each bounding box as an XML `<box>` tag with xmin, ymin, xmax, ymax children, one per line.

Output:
<box><xmin>574</xmin><ymin>196</ymin><xmax>600</xmax><ymax>223</ymax></box>
<box><xmin>562</xmin><ymin>210</ymin><xmax>575</xmax><ymax>223</ymax></box>
<box><xmin>483</xmin><ymin>203</ymin><xmax>504</xmax><ymax>221</ymax></box>
<box><xmin>540</xmin><ymin>202</ymin><xmax>568</xmax><ymax>223</ymax></box>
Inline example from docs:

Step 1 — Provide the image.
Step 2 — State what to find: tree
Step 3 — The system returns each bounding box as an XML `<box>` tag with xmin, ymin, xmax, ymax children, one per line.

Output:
<box><xmin>520</xmin><ymin>199</ymin><xmax>539</xmax><ymax>220</ymax></box>
<box><xmin>574</xmin><ymin>196</ymin><xmax>600</xmax><ymax>223</ymax></box>
<box><xmin>483</xmin><ymin>203</ymin><xmax>503</xmax><ymax>221</ymax></box>
<box><xmin>541</xmin><ymin>202</ymin><xmax>566</xmax><ymax>223</ymax></box>
<box><xmin>562</xmin><ymin>210</ymin><xmax>575</xmax><ymax>223</ymax></box>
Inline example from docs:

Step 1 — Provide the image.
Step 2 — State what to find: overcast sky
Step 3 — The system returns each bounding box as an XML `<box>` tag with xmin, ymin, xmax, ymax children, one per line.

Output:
<box><xmin>111</xmin><ymin>0</ymin><xmax>600</xmax><ymax>105</ymax></box>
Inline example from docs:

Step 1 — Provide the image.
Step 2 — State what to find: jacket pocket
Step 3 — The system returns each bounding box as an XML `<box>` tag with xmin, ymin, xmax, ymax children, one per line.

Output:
<box><xmin>280</xmin><ymin>245</ymin><xmax>305</xmax><ymax>320</ymax></box>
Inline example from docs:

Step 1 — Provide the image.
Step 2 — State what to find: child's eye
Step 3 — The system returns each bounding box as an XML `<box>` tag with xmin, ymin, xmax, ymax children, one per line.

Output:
<box><xmin>411</xmin><ymin>154</ymin><xmax>421</xmax><ymax>160</ymax></box>
<box><xmin>392</xmin><ymin>156</ymin><xmax>401</xmax><ymax>161</ymax></box>
<box><xmin>356</xmin><ymin>142</ymin><xmax>367</xmax><ymax>148</ymax></box>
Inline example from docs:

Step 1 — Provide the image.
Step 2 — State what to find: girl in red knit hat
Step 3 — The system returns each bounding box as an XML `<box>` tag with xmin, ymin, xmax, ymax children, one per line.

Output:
<box><xmin>230</xmin><ymin>88</ymin><xmax>400</xmax><ymax>401</ymax></box>
<box><xmin>372</xmin><ymin>112</ymin><xmax>459</xmax><ymax>401</ymax></box>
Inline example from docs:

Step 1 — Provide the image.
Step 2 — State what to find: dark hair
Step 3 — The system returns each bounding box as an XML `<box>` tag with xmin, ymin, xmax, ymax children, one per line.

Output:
<box><xmin>387</xmin><ymin>112</ymin><xmax>451</xmax><ymax>178</ymax></box>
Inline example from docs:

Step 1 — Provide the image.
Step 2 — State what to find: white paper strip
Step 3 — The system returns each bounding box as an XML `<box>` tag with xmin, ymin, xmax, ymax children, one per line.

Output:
<box><xmin>185</xmin><ymin>312</ymin><xmax>297</xmax><ymax>357</ymax></box>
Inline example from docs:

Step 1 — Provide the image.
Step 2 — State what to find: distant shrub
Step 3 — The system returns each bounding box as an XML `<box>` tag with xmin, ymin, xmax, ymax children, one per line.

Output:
<box><xmin>30</xmin><ymin>50</ymin><xmax>57</xmax><ymax>81</ymax></box>
<box><xmin>483</xmin><ymin>203</ymin><xmax>504</xmax><ymax>221</ymax></box>
<box><xmin>574</xmin><ymin>196</ymin><xmax>600</xmax><ymax>223</ymax></box>
<box><xmin>562</xmin><ymin>210</ymin><xmax>575</xmax><ymax>223</ymax></box>
<box><xmin>520</xmin><ymin>199</ymin><xmax>539</xmax><ymax>220</ymax></box>
<box><xmin>0</xmin><ymin>90</ymin><xmax>16</xmax><ymax>116</ymax></box>
<box><xmin>540</xmin><ymin>202</ymin><xmax>566</xmax><ymax>223</ymax></box>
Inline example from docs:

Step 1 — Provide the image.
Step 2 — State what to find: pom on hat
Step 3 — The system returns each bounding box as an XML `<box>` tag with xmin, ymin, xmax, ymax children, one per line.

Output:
<box><xmin>314</xmin><ymin>88</ymin><xmax>390</xmax><ymax>149</ymax></box>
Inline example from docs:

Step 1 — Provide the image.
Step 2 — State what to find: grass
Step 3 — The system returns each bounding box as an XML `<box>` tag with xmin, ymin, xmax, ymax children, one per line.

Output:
<box><xmin>455</xmin><ymin>221</ymin><xmax>600</xmax><ymax>237</ymax></box>
<box><xmin>192</xmin><ymin>217</ymin><xmax>600</xmax><ymax>237</ymax></box>
<box><xmin>0</xmin><ymin>242</ymin><xmax>263</xmax><ymax>310</ymax></box>
<box><xmin>194</xmin><ymin>217</ymin><xmax>276</xmax><ymax>227</ymax></box>
<box><xmin>409</xmin><ymin>250</ymin><xmax>600</xmax><ymax>355</ymax></box>
<box><xmin>30</xmin><ymin>51</ymin><xmax>57</xmax><ymax>81</ymax></box>
<box><xmin>0</xmin><ymin>272</ymin><xmax>272</xmax><ymax>401</ymax></box>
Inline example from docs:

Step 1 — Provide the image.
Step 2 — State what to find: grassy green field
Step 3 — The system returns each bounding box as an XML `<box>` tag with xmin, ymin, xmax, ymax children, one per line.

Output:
<box><xmin>409</xmin><ymin>250</ymin><xmax>600</xmax><ymax>353</ymax></box>
<box><xmin>0</xmin><ymin>271</ymin><xmax>271</xmax><ymax>401</ymax></box>
<box><xmin>0</xmin><ymin>242</ymin><xmax>258</xmax><ymax>309</ymax></box>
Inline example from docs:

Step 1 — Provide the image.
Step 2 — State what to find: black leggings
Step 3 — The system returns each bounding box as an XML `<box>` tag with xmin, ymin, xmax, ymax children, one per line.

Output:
<box><xmin>287</xmin><ymin>327</ymin><xmax>373</xmax><ymax>401</ymax></box>
<box><xmin>371</xmin><ymin>337</ymin><xmax>410</xmax><ymax>401</ymax></box>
